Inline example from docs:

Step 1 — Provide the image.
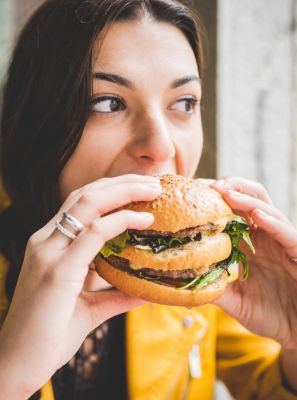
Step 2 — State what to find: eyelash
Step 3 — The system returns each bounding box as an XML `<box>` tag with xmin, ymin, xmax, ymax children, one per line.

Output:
<box><xmin>91</xmin><ymin>96</ymin><xmax>125</xmax><ymax>113</ymax></box>
<box><xmin>90</xmin><ymin>95</ymin><xmax>199</xmax><ymax>114</ymax></box>
<box><xmin>173</xmin><ymin>97</ymin><xmax>199</xmax><ymax>113</ymax></box>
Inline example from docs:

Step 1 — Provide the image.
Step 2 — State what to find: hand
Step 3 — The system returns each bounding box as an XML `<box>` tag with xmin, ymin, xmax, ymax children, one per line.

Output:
<box><xmin>0</xmin><ymin>174</ymin><xmax>162</xmax><ymax>398</ymax></box>
<box><xmin>211</xmin><ymin>176</ymin><xmax>297</xmax><ymax>350</ymax></box>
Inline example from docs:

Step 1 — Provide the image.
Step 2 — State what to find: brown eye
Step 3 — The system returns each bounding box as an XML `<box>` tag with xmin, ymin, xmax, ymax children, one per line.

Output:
<box><xmin>171</xmin><ymin>97</ymin><xmax>198</xmax><ymax>114</ymax></box>
<box><xmin>92</xmin><ymin>96</ymin><xmax>125</xmax><ymax>113</ymax></box>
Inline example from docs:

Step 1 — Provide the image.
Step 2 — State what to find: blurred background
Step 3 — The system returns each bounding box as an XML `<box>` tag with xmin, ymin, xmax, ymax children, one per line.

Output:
<box><xmin>0</xmin><ymin>1</ymin><xmax>296</xmax><ymax>399</ymax></box>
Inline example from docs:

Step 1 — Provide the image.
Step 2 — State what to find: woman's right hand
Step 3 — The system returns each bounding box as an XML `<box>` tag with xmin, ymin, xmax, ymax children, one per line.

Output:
<box><xmin>0</xmin><ymin>174</ymin><xmax>162</xmax><ymax>399</ymax></box>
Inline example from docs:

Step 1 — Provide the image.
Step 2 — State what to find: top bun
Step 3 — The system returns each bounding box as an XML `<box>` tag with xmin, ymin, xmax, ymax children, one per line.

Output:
<box><xmin>124</xmin><ymin>174</ymin><xmax>232</xmax><ymax>232</ymax></box>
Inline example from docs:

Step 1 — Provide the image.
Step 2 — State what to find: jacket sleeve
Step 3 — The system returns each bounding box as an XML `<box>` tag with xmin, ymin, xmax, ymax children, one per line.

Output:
<box><xmin>216</xmin><ymin>307</ymin><xmax>297</xmax><ymax>400</ymax></box>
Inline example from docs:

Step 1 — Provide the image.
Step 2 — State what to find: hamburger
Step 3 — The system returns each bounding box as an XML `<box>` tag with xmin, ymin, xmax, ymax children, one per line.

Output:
<box><xmin>95</xmin><ymin>174</ymin><xmax>254</xmax><ymax>307</ymax></box>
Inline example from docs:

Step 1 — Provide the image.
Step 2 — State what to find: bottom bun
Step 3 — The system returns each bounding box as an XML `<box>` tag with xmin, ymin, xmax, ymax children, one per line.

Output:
<box><xmin>96</xmin><ymin>258</ymin><xmax>228</xmax><ymax>307</ymax></box>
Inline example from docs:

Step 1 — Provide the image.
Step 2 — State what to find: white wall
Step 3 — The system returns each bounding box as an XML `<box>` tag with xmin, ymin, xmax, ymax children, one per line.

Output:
<box><xmin>0</xmin><ymin>0</ymin><xmax>12</xmax><ymax>81</ymax></box>
<box><xmin>217</xmin><ymin>0</ymin><xmax>295</xmax><ymax>219</ymax></box>
<box><xmin>293</xmin><ymin>1</ymin><xmax>297</xmax><ymax>226</ymax></box>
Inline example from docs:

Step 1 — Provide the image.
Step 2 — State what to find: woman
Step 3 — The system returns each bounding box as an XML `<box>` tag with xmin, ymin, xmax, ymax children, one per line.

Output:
<box><xmin>0</xmin><ymin>0</ymin><xmax>297</xmax><ymax>399</ymax></box>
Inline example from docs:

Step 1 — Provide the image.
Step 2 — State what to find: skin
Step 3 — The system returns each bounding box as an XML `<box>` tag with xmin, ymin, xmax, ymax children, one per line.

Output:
<box><xmin>0</xmin><ymin>18</ymin><xmax>297</xmax><ymax>397</ymax></box>
<box><xmin>59</xmin><ymin>18</ymin><xmax>203</xmax><ymax>197</ymax></box>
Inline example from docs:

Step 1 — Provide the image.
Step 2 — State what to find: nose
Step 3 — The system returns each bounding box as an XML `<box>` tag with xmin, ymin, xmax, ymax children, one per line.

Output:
<box><xmin>127</xmin><ymin>107</ymin><xmax>176</xmax><ymax>163</ymax></box>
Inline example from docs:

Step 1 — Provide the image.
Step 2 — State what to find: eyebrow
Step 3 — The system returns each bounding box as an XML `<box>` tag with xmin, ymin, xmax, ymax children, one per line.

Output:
<box><xmin>93</xmin><ymin>72</ymin><xmax>133</xmax><ymax>88</ymax></box>
<box><xmin>170</xmin><ymin>75</ymin><xmax>201</xmax><ymax>89</ymax></box>
<box><xmin>93</xmin><ymin>72</ymin><xmax>201</xmax><ymax>90</ymax></box>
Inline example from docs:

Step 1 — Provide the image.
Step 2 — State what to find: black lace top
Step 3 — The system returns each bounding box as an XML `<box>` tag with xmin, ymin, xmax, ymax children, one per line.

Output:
<box><xmin>30</xmin><ymin>314</ymin><xmax>127</xmax><ymax>400</ymax></box>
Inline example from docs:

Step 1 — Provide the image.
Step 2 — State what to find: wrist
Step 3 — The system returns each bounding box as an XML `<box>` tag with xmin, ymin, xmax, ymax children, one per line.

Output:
<box><xmin>280</xmin><ymin>348</ymin><xmax>297</xmax><ymax>394</ymax></box>
<box><xmin>0</xmin><ymin>340</ymin><xmax>37</xmax><ymax>399</ymax></box>
<box><xmin>0</xmin><ymin>363</ymin><xmax>35</xmax><ymax>399</ymax></box>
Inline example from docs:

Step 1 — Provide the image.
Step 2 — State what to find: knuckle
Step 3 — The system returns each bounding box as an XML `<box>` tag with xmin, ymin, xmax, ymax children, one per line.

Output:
<box><xmin>78</xmin><ymin>192</ymin><xmax>95</xmax><ymax>208</ymax></box>
<box><xmin>88</xmin><ymin>220</ymin><xmax>105</xmax><ymax>238</ymax></box>
<box><xmin>68</xmin><ymin>188</ymin><xmax>80</xmax><ymax>200</ymax></box>
<box><xmin>27</xmin><ymin>232</ymin><xmax>39</xmax><ymax>249</ymax></box>
<box><xmin>255</xmin><ymin>181</ymin><xmax>266</xmax><ymax>193</ymax></box>
<box><xmin>43</xmin><ymin>263</ymin><xmax>64</xmax><ymax>286</ymax></box>
<box><xmin>82</xmin><ymin>182</ymin><xmax>95</xmax><ymax>192</ymax></box>
<box><xmin>27</xmin><ymin>247</ymin><xmax>50</xmax><ymax>273</ymax></box>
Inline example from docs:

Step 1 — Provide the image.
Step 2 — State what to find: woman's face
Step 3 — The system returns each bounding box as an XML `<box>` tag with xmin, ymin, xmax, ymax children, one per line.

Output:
<box><xmin>59</xmin><ymin>18</ymin><xmax>203</xmax><ymax>199</ymax></box>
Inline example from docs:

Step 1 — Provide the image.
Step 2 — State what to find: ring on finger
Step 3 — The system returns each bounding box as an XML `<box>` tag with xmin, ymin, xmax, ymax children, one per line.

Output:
<box><xmin>62</xmin><ymin>212</ymin><xmax>84</xmax><ymax>233</ymax></box>
<box><xmin>55</xmin><ymin>221</ymin><xmax>77</xmax><ymax>240</ymax></box>
<box><xmin>55</xmin><ymin>212</ymin><xmax>85</xmax><ymax>241</ymax></box>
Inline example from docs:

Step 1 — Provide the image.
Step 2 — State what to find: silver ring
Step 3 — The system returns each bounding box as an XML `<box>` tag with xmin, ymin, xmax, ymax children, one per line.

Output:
<box><xmin>55</xmin><ymin>221</ymin><xmax>76</xmax><ymax>240</ymax></box>
<box><xmin>62</xmin><ymin>212</ymin><xmax>84</xmax><ymax>233</ymax></box>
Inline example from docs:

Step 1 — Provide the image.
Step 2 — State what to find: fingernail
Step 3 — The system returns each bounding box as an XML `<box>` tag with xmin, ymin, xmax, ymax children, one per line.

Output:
<box><xmin>139</xmin><ymin>212</ymin><xmax>154</xmax><ymax>219</ymax></box>
<box><xmin>148</xmin><ymin>183</ymin><xmax>162</xmax><ymax>191</ymax></box>
<box><xmin>226</xmin><ymin>190</ymin><xmax>242</xmax><ymax>197</ymax></box>
<box><xmin>254</xmin><ymin>209</ymin><xmax>268</xmax><ymax>218</ymax></box>
<box><xmin>213</xmin><ymin>179</ymin><xmax>226</xmax><ymax>188</ymax></box>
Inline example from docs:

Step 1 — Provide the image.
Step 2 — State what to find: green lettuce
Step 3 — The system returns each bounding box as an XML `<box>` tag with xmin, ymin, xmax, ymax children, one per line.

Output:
<box><xmin>179</xmin><ymin>215</ymin><xmax>255</xmax><ymax>290</ymax></box>
<box><xmin>224</xmin><ymin>215</ymin><xmax>255</xmax><ymax>280</ymax></box>
<box><xmin>99</xmin><ymin>230</ymin><xmax>130</xmax><ymax>258</ymax></box>
<box><xmin>179</xmin><ymin>267</ymin><xmax>225</xmax><ymax>290</ymax></box>
<box><xmin>129</xmin><ymin>232</ymin><xmax>189</xmax><ymax>248</ymax></box>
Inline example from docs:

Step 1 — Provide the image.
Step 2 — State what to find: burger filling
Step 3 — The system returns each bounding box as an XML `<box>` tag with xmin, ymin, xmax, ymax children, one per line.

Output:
<box><xmin>104</xmin><ymin>253</ymin><xmax>233</xmax><ymax>290</ymax></box>
<box><xmin>98</xmin><ymin>215</ymin><xmax>255</xmax><ymax>290</ymax></box>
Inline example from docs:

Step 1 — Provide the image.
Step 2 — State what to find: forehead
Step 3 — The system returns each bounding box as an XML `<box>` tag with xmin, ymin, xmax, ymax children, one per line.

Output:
<box><xmin>92</xmin><ymin>18</ymin><xmax>199</xmax><ymax>78</ymax></box>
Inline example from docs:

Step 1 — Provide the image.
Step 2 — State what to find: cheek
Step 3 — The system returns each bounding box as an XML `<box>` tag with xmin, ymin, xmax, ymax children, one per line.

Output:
<box><xmin>59</xmin><ymin>117</ymin><xmax>127</xmax><ymax>199</ymax></box>
<box><xmin>174</xmin><ymin>118</ymin><xmax>203</xmax><ymax>178</ymax></box>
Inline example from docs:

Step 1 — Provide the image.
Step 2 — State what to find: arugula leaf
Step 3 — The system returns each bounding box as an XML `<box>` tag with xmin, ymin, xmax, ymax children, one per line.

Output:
<box><xmin>224</xmin><ymin>215</ymin><xmax>255</xmax><ymax>280</ymax></box>
<box><xmin>179</xmin><ymin>267</ymin><xmax>225</xmax><ymax>290</ymax></box>
<box><xmin>242</xmin><ymin>232</ymin><xmax>256</xmax><ymax>254</ymax></box>
<box><xmin>99</xmin><ymin>230</ymin><xmax>130</xmax><ymax>258</ymax></box>
<box><xmin>195</xmin><ymin>267</ymin><xmax>225</xmax><ymax>289</ymax></box>
<box><xmin>179</xmin><ymin>275</ymin><xmax>201</xmax><ymax>290</ymax></box>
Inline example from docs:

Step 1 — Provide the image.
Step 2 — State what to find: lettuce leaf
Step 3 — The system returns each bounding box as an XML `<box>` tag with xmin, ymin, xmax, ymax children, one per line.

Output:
<box><xmin>179</xmin><ymin>267</ymin><xmax>225</xmax><ymax>290</ymax></box>
<box><xmin>179</xmin><ymin>215</ymin><xmax>255</xmax><ymax>290</ymax></box>
<box><xmin>224</xmin><ymin>215</ymin><xmax>255</xmax><ymax>280</ymax></box>
<box><xmin>99</xmin><ymin>230</ymin><xmax>130</xmax><ymax>258</ymax></box>
<box><xmin>129</xmin><ymin>232</ymin><xmax>189</xmax><ymax>248</ymax></box>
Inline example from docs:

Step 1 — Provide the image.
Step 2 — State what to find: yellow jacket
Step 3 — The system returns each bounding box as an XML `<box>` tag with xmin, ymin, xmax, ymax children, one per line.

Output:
<box><xmin>0</xmin><ymin>255</ymin><xmax>296</xmax><ymax>400</ymax></box>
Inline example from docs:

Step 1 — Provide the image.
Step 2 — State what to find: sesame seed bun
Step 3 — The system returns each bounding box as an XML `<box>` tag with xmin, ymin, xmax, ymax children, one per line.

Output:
<box><xmin>122</xmin><ymin>174</ymin><xmax>232</xmax><ymax>232</ymax></box>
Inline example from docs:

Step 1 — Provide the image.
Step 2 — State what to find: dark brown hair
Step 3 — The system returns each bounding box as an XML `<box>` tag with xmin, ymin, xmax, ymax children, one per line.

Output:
<box><xmin>0</xmin><ymin>0</ymin><xmax>204</xmax><ymax>300</ymax></box>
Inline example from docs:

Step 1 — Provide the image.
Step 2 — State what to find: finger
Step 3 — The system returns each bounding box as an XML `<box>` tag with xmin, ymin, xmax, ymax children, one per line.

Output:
<box><xmin>35</xmin><ymin>175</ymin><xmax>160</xmax><ymax>243</ymax></box>
<box><xmin>251</xmin><ymin>209</ymin><xmax>297</xmax><ymax>260</ymax></box>
<box><xmin>196</xmin><ymin>178</ymin><xmax>215</xmax><ymax>186</ymax></box>
<box><xmin>67</xmin><ymin>174</ymin><xmax>161</xmax><ymax>205</ymax></box>
<box><xmin>48</xmin><ymin>181</ymin><xmax>161</xmax><ymax>248</ymax></box>
<box><xmin>231</xmin><ymin>209</ymin><xmax>254</xmax><ymax>226</ymax></box>
<box><xmin>81</xmin><ymin>288</ymin><xmax>145</xmax><ymax>330</ymax></box>
<box><xmin>211</xmin><ymin>176</ymin><xmax>273</xmax><ymax>205</ymax></box>
<box><xmin>55</xmin><ymin>210</ymin><xmax>154</xmax><ymax>280</ymax></box>
<box><xmin>221</xmin><ymin>190</ymin><xmax>290</xmax><ymax>225</ymax></box>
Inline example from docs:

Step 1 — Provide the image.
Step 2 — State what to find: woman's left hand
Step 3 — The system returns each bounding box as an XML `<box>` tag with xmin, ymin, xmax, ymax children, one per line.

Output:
<box><xmin>211</xmin><ymin>176</ymin><xmax>297</xmax><ymax>350</ymax></box>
